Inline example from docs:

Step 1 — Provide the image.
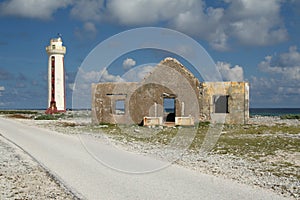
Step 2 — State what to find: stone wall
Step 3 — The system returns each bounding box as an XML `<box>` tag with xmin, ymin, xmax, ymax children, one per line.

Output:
<box><xmin>200</xmin><ymin>82</ymin><xmax>249</xmax><ymax>124</ymax></box>
<box><xmin>91</xmin><ymin>82</ymin><xmax>139</xmax><ymax>124</ymax></box>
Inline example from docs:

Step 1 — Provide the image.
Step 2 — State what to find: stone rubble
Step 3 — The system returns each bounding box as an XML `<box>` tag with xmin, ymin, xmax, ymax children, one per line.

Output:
<box><xmin>0</xmin><ymin>138</ymin><xmax>77</xmax><ymax>200</ymax></box>
<box><xmin>107</xmin><ymin>136</ymin><xmax>299</xmax><ymax>199</ymax></box>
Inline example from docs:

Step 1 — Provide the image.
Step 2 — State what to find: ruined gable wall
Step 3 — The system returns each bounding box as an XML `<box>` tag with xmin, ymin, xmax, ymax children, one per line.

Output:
<box><xmin>143</xmin><ymin>58</ymin><xmax>201</xmax><ymax>121</ymax></box>
<box><xmin>159</xmin><ymin>58</ymin><xmax>201</xmax><ymax>98</ymax></box>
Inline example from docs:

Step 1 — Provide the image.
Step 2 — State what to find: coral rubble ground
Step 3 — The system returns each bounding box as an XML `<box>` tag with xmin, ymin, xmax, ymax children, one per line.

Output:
<box><xmin>0</xmin><ymin>111</ymin><xmax>299</xmax><ymax>199</ymax></box>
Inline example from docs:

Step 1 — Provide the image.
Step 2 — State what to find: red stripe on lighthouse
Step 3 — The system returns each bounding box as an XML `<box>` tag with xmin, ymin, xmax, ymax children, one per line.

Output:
<box><xmin>51</xmin><ymin>56</ymin><xmax>55</xmax><ymax>102</ymax></box>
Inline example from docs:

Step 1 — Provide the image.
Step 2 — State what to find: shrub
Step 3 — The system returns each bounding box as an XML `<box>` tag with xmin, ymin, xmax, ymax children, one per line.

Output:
<box><xmin>34</xmin><ymin>113</ymin><xmax>65</xmax><ymax>120</ymax></box>
<box><xmin>280</xmin><ymin>114</ymin><xmax>300</xmax><ymax>120</ymax></box>
<box><xmin>7</xmin><ymin>114</ymin><xmax>32</xmax><ymax>119</ymax></box>
<box><xmin>0</xmin><ymin>110</ymin><xmax>38</xmax><ymax>115</ymax></box>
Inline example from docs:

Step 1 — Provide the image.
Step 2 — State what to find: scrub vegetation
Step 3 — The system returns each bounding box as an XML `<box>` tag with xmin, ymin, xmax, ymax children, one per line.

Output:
<box><xmin>0</xmin><ymin>110</ymin><xmax>38</xmax><ymax>115</ymax></box>
<box><xmin>280</xmin><ymin>114</ymin><xmax>300</xmax><ymax>120</ymax></box>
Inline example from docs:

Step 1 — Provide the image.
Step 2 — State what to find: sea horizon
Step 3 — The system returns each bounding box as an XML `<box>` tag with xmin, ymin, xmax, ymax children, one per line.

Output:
<box><xmin>1</xmin><ymin>107</ymin><xmax>300</xmax><ymax>117</ymax></box>
<box><xmin>249</xmin><ymin>108</ymin><xmax>300</xmax><ymax>116</ymax></box>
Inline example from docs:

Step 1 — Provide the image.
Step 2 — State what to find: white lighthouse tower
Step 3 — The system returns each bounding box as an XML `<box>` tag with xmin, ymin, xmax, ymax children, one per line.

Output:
<box><xmin>45</xmin><ymin>36</ymin><xmax>66</xmax><ymax>113</ymax></box>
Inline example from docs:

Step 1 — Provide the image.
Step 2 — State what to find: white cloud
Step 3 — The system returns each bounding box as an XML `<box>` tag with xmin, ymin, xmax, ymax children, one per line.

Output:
<box><xmin>71</xmin><ymin>0</ymin><xmax>230</xmax><ymax>50</ymax></box>
<box><xmin>170</xmin><ymin>5</ymin><xmax>229</xmax><ymax>50</ymax></box>
<box><xmin>99</xmin><ymin>69</ymin><xmax>124</xmax><ymax>82</ymax></box>
<box><xmin>252</xmin><ymin>46</ymin><xmax>300</xmax><ymax>107</ymax></box>
<box><xmin>0</xmin><ymin>0</ymin><xmax>288</xmax><ymax>49</ymax></box>
<box><xmin>278</xmin><ymin>86</ymin><xmax>300</xmax><ymax>95</ymax></box>
<box><xmin>75</xmin><ymin>22</ymin><xmax>98</xmax><ymax>39</ymax></box>
<box><xmin>73</xmin><ymin>68</ymin><xmax>103</xmax><ymax>94</ymax></box>
<box><xmin>278</xmin><ymin>46</ymin><xmax>300</xmax><ymax>67</ymax></box>
<box><xmin>122</xmin><ymin>65</ymin><xmax>155</xmax><ymax>82</ymax></box>
<box><xmin>250</xmin><ymin>75</ymin><xmax>300</xmax><ymax>107</ymax></box>
<box><xmin>208</xmin><ymin>27</ymin><xmax>229</xmax><ymax>51</ymax></box>
<box><xmin>217</xmin><ymin>61</ymin><xmax>244</xmax><ymax>81</ymax></box>
<box><xmin>107</xmin><ymin>0</ymin><xmax>196</xmax><ymax>25</ymax></box>
<box><xmin>80</xmin><ymin>69</ymin><xmax>102</xmax><ymax>82</ymax></box>
<box><xmin>105</xmin><ymin>0</ymin><xmax>287</xmax><ymax>49</ymax></box>
<box><xmin>225</xmin><ymin>0</ymin><xmax>287</xmax><ymax>46</ymax></box>
<box><xmin>84</xmin><ymin>22</ymin><xmax>97</xmax><ymax>33</ymax></box>
<box><xmin>122</xmin><ymin>58</ymin><xmax>136</xmax><ymax>70</ymax></box>
<box><xmin>259</xmin><ymin>46</ymin><xmax>300</xmax><ymax>80</ymax></box>
<box><xmin>0</xmin><ymin>0</ymin><xmax>72</xmax><ymax>19</ymax></box>
<box><xmin>70</xmin><ymin>0</ymin><xmax>104</xmax><ymax>21</ymax></box>
<box><xmin>77</xmin><ymin>68</ymin><xmax>125</xmax><ymax>83</ymax></box>
<box><xmin>0</xmin><ymin>86</ymin><xmax>5</xmax><ymax>97</ymax></box>
<box><xmin>68</xmin><ymin>83</ymin><xmax>75</xmax><ymax>91</ymax></box>
<box><xmin>72</xmin><ymin>67</ymin><xmax>124</xmax><ymax>109</ymax></box>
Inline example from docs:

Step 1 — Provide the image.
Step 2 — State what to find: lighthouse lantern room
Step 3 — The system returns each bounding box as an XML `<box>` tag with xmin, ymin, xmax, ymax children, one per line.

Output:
<box><xmin>45</xmin><ymin>36</ymin><xmax>66</xmax><ymax>114</ymax></box>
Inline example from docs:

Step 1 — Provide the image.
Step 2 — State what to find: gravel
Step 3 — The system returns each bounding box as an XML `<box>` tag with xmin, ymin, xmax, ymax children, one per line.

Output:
<box><xmin>102</xmin><ymin>137</ymin><xmax>299</xmax><ymax>199</ymax></box>
<box><xmin>249</xmin><ymin>115</ymin><xmax>300</xmax><ymax>126</ymax></box>
<box><xmin>1</xmin><ymin>113</ymin><xmax>299</xmax><ymax>199</ymax></box>
<box><xmin>0</xmin><ymin>136</ymin><xmax>77</xmax><ymax>200</ymax></box>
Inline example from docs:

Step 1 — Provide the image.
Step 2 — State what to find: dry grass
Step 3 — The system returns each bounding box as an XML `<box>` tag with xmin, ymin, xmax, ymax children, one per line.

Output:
<box><xmin>7</xmin><ymin>114</ymin><xmax>33</xmax><ymax>119</ymax></box>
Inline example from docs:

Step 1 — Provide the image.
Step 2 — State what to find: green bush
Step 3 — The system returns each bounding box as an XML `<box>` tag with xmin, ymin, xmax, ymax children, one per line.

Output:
<box><xmin>197</xmin><ymin>121</ymin><xmax>210</xmax><ymax>127</ymax></box>
<box><xmin>0</xmin><ymin>110</ymin><xmax>38</xmax><ymax>115</ymax></box>
<box><xmin>34</xmin><ymin>114</ymin><xmax>65</xmax><ymax>120</ymax></box>
<box><xmin>280</xmin><ymin>114</ymin><xmax>300</xmax><ymax>120</ymax></box>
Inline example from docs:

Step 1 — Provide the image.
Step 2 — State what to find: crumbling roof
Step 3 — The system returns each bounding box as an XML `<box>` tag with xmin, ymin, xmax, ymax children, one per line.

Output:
<box><xmin>141</xmin><ymin>57</ymin><xmax>200</xmax><ymax>85</ymax></box>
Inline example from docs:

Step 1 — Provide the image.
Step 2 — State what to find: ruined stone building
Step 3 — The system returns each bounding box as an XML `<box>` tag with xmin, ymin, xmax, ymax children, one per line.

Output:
<box><xmin>91</xmin><ymin>58</ymin><xmax>249</xmax><ymax>125</ymax></box>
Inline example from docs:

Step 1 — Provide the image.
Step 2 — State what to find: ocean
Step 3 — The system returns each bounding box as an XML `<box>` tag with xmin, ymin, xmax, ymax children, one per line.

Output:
<box><xmin>164</xmin><ymin>108</ymin><xmax>300</xmax><ymax>117</ymax></box>
<box><xmin>250</xmin><ymin>108</ymin><xmax>300</xmax><ymax>116</ymax></box>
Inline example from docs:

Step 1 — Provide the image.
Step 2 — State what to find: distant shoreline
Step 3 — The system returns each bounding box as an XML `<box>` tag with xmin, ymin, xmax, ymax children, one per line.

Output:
<box><xmin>1</xmin><ymin>108</ymin><xmax>300</xmax><ymax>117</ymax></box>
<box><xmin>250</xmin><ymin>108</ymin><xmax>300</xmax><ymax>116</ymax></box>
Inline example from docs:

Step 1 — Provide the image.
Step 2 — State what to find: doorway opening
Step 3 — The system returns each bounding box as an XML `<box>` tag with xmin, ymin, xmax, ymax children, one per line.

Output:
<box><xmin>163</xmin><ymin>98</ymin><xmax>175</xmax><ymax>122</ymax></box>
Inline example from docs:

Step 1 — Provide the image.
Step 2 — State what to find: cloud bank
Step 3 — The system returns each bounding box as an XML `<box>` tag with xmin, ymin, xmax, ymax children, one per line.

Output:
<box><xmin>259</xmin><ymin>46</ymin><xmax>300</xmax><ymax>81</ymax></box>
<box><xmin>0</xmin><ymin>0</ymin><xmax>288</xmax><ymax>50</ymax></box>
<box><xmin>0</xmin><ymin>0</ymin><xmax>72</xmax><ymax>19</ymax></box>
<box><xmin>250</xmin><ymin>46</ymin><xmax>300</xmax><ymax>107</ymax></box>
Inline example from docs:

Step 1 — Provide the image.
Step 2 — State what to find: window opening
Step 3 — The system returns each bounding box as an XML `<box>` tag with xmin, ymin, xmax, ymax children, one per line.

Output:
<box><xmin>214</xmin><ymin>95</ymin><xmax>229</xmax><ymax>113</ymax></box>
<box><xmin>115</xmin><ymin>100</ymin><xmax>125</xmax><ymax>115</ymax></box>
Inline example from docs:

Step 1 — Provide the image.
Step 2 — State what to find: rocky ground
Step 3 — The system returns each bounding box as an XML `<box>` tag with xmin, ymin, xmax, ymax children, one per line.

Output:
<box><xmin>0</xmin><ymin>134</ymin><xmax>78</xmax><ymax>199</ymax></box>
<box><xmin>1</xmin><ymin>111</ymin><xmax>299</xmax><ymax>199</ymax></box>
<box><xmin>249</xmin><ymin>115</ymin><xmax>300</xmax><ymax>126</ymax></box>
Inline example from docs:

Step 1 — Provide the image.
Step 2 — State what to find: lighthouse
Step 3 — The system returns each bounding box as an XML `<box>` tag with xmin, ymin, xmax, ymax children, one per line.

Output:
<box><xmin>45</xmin><ymin>36</ymin><xmax>66</xmax><ymax>114</ymax></box>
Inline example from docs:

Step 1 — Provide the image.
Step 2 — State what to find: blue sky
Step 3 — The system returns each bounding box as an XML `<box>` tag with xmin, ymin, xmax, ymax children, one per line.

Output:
<box><xmin>0</xmin><ymin>0</ymin><xmax>299</xmax><ymax>109</ymax></box>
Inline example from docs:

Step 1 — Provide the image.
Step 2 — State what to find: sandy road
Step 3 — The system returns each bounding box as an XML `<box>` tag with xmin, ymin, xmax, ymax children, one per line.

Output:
<box><xmin>0</xmin><ymin>117</ymin><xmax>289</xmax><ymax>200</ymax></box>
